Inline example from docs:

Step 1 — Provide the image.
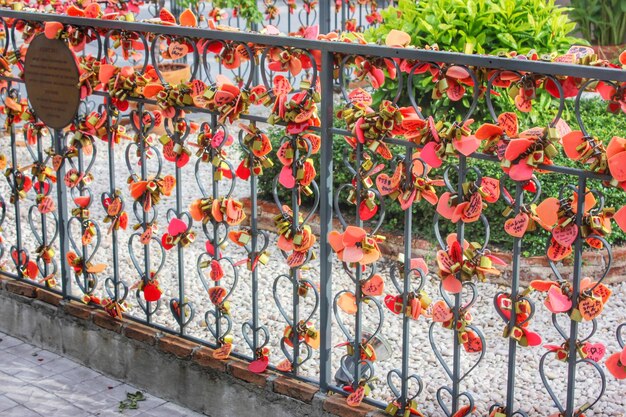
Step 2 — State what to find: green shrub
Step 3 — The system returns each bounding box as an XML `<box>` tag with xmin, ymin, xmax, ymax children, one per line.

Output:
<box><xmin>365</xmin><ymin>0</ymin><xmax>585</xmax><ymax>121</ymax></box>
<box><xmin>569</xmin><ymin>0</ymin><xmax>626</xmax><ymax>46</ymax></box>
<box><xmin>366</xmin><ymin>0</ymin><xmax>582</xmax><ymax>55</ymax></box>
<box><xmin>258</xmin><ymin>99</ymin><xmax>626</xmax><ymax>257</ymax></box>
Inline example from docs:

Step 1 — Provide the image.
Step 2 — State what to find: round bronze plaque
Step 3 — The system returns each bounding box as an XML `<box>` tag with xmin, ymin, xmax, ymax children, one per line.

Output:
<box><xmin>24</xmin><ymin>34</ymin><xmax>80</xmax><ymax>130</ymax></box>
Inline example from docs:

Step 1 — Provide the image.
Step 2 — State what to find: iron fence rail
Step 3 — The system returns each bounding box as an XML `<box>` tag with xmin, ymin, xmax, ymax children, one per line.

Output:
<box><xmin>1</xmin><ymin>9</ymin><xmax>625</xmax><ymax>81</ymax></box>
<box><xmin>0</xmin><ymin>8</ymin><xmax>624</xmax><ymax>417</ymax></box>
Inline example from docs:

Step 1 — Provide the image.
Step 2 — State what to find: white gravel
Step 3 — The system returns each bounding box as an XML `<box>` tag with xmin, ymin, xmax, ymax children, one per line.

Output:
<box><xmin>1</xmin><ymin>118</ymin><xmax>625</xmax><ymax>417</ymax></box>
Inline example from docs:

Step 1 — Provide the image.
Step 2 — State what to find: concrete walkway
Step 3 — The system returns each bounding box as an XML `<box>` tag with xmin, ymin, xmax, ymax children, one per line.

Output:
<box><xmin>0</xmin><ymin>331</ymin><xmax>205</xmax><ymax>417</ymax></box>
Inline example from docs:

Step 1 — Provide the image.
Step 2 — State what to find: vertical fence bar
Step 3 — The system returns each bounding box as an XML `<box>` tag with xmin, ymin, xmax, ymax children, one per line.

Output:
<box><xmin>505</xmin><ymin>182</ymin><xmax>523</xmax><ymax>416</ymax></box>
<box><xmin>399</xmin><ymin>145</ymin><xmax>412</xmax><ymax>409</ymax></box>
<box><xmin>249</xmin><ymin>20</ymin><xmax>260</xmax><ymax>87</ymax></box>
<box><xmin>175</xmin><ymin>125</ymin><xmax>185</xmax><ymax>336</ymax></box>
<box><xmin>76</xmin><ymin>141</ymin><xmax>89</xmax><ymax>294</ymax></box>
<box><xmin>209</xmin><ymin>167</ymin><xmax>222</xmax><ymax>340</ymax></box>
<box><xmin>318</xmin><ymin>49</ymin><xmax>335</xmax><ymax>392</ymax></box>
<box><xmin>8</xmin><ymin>100</ymin><xmax>22</xmax><ymax>278</ymax></box>
<box><xmin>249</xmin><ymin>156</ymin><xmax>259</xmax><ymax>353</ymax></box>
<box><xmin>210</xmin><ymin>114</ymin><xmax>223</xmax><ymax>343</ymax></box>
<box><xmin>565</xmin><ymin>176</ymin><xmax>586</xmax><ymax>417</ymax></box>
<box><xmin>138</xmin><ymin>102</ymin><xmax>153</xmax><ymax>324</ymax></box>
<box><xmin>451</xmin><ymin>154</ymin><xmax>467</xmax><ymax>414</ymax></box>
<box><xmin>35</xmin><ymin>130</ymin><xmax>50</xmax><ymax>281</ymax></box>
<box><xmin>319</xmin><ymin>0</ymin><xmax>330</xmax><ymax>34</ymax></box>
<box><xmin>105</xmin><ymin>99</ymin><xmax>121</xmax><ymax>301</ymax></box>
<box><xmin>170</xmin><ymin>0</ymin><xmax>182</xmax><ymax>18</ymax></box>
<box><xmin>351</xmin><ymin>140</ymin><xmax>364</xmax><ymax>390</ymax></box>
<box><xmin>290</xmin><ymin>136</ymin><xmax>301</xmax><ymax>373</ymax></box>
<box><xmin>286</xmin><ymin>5</ymin><xmax>292</xmax><ymax>34</ymax></box>
<box><xmin>54</xmin><ymin>129</ymin><xmax>71</xmax><ymax>298</ymax></box>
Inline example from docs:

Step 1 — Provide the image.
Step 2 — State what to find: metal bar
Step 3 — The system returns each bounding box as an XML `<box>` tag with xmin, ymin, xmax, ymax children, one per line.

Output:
<box><xmin>451</xmin><ymin>155</ymin><xmax>467</xmax><ymax>414</ymax></box>
<box><xmin>286</xmin><ymin>1</ymin><xmax>292</xmax><ymax>34</ymax></box>
<box><xmin>319</xmin><ymin>0</ymin><xmax>331</xmax><ymax>34</ymax></box>
<box><xmin>170</xmin><ymin>0</ymin><xmax>182</xmax><ymax>18</ymax></box>
<box><xmin>0</xmin><ymin>271</ymin><xmax>21</xmax><ymax>279</ymax></box>
<box><xmin>54</xmin><ymin>128</ymin><xmax>71</xmax><ymax>298</ymax></box>
<box><xmin>105</xmin><ymin>97</ymin><xmax>121</xmax><ymax>301</ymax></box>
<box><xmin>77</xmin><ymin>141</ymin><xmax>89</xmax><ymax>294</ymax></box>
<box><xmin>8</xmin><ymin>106</ymin><xmax>22</xmax><ymax>279</ymax></box>
<box><xmin>35</xmin><ymin>130</ymin><xmax>49</xmax><ymax>281</ymax></box>
<box><xmin>250</xmin><ymin>151</ymin><xmax>259</xmax><ymax>354</ymax></box>
<box><xmin>565</xmin><ymin>176</ymin><xmax>586</xmax><ymax>417</ymax></box>
<box><xmin>352</xmin><ymin>139</ymin><xmax>363</xmax><ymax>390</ymax></box>
<box><xmin>1</xmin><ymin>10</ymin><xmax>625</xmax><ymax>81</ymax></box>
<box><xmin>210</xmin><ymin>114</ymin><xmax>222</xmax><ymax>343</ymax></box>
<box><xmin>400</xmin><ymin>144</ymin><xmax>413</xmax><ymax>410</ymax></box>
<box><xmin>176</xmin><ymin>133</ymin><xmax>185</xmax><ymax>336</ymax></box>
<box><xmin>341</xmin><ymin>0</ymin><xmax>346</xmax><ymax>32</ymax></box>
<box><xmin>290</xmin><ymin>135</ymin><xmax>301</xmax><ymax>374</ymax></box>
<box><xmin>138</xmin><ymin>102</ymin><xmax>152</xmax><ymax>324</ymax></box>
<box><xmin>318</xmin><ymin>49</ymin><xmax>334</xmax><ymax>393</ymax></box>
<box><xmin>505</xmin><ymin>183</ymin><xmax>523</xmax><ymax>416</ymax></box>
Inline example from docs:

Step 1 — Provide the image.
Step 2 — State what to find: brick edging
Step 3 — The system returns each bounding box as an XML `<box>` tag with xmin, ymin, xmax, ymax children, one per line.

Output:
<box><xmin>0</xmin><ymin>277</ymin><xmax>381</xmax><ymax>417</ymax></box>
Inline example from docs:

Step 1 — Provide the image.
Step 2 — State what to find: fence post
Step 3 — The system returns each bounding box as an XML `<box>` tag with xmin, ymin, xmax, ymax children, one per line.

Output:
<box><xmin>449</xmin><ymin>155</ymin><xmax>467</xmax><ymax>414</ymax></box>
<box><xmin>319</xmin><ymin>0</ymin><xmax>331</xmax><ymax>34</ymax></box>
<box><xmin>565</xmin><ymin>176</ymin><xmax>586</xmax><ymax>417</ymax></box>
<box><xmin>210</xmin><ymin>113</ymin><xmax>224</xmax><ymax>346</ymax></box>
<box><xmin>175</xmin><ymin>111</ymin><xmax>187</xmax><ymax>336</ymax></box>
<box><xmin>105</xmin><ymin>99</ymin><xmax>122</xmax><ymax>302</ymax></box>
<box><xmin>399</xmin><ymin>145</ymin><xmax>413</xmax><ymax>410</ymax></box>
<box><xmin>8</xmin><ymin>94</ymin><xmax>23</xmax><ymax>279</ymax></box>
<box><xmin>54</xmin><ymin>128</ymin><xmax>71</xmax><ymax>298</ymax></box>
<box><xmin>249</xmin><ymin>134</ymin><xmax>259</xmax><ymax>354</ymax></box>
<box><xmin>318</xmin><ymin>48</ymin><xmax>334</xmax><ymax>392</ymax></box>
<box><xmin>504</xmin><ymin>183</ymin><xmax>524</xmax><ymax>416</ymax></box>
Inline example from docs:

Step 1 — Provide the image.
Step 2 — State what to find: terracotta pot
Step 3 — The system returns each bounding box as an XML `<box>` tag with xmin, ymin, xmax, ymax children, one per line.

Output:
<box><xmin>592</xmin><ymin>44</ymin><xmax>626</xmax><ymax>62</ymax></box>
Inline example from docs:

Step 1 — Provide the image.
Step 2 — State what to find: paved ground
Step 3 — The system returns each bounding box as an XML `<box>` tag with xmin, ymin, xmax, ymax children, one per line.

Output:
<box><xmin>0</xmin><ymin>332</ymin><xmax>204</xmax><ymax>417</ymax></box>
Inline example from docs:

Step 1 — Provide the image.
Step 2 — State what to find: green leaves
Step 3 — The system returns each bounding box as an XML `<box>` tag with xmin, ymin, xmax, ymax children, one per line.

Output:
<box><xmin>366</xmin><ymin>0</ymin><xmax>583</xmax><ymax>55</ymax></box>
<box><xmin>213</xmin><ymin>0</ymin><xmax>263</xmax><ymax>27</ymax></box>
<box><xmin>570</xmin><ymin>0</ymin><xmax>626</xmax><ymax>45</ymax></box>
<box><xmin>363</xmin><ymin>0</ymin><xmax>586</xmax><ymax>122</ymax></box>
<box><xmin>496</xmin><ymin>33</ymin><xmax>518</xmax><ymax>50</ymax></box>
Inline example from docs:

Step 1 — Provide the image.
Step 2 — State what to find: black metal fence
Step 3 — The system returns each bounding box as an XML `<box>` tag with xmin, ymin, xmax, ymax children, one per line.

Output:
<box><xmin>0</xmin><ymin>6</ymin><xmax>625</xmax><ymax>417</ymax></box>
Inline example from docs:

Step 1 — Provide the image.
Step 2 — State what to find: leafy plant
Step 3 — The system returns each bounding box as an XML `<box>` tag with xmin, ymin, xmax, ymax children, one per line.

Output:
<box><xmin>178</xmin><ymin>0</ymin><xmax>199</xmax><ymax>9</ymax></box>
<box><xmin>212</xmin><ymin>0</ymin><xmax>263</xmax><ymax>27</ymax></box>
<box><xmin>367</xmin><ymin>0</ymin><xmax>582</xmax><ymax>55</ymax></box>
<box><xmin>569</xmin><ymin>0</ymin><xmax>626</xmax><ymax>46</ymax></box>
